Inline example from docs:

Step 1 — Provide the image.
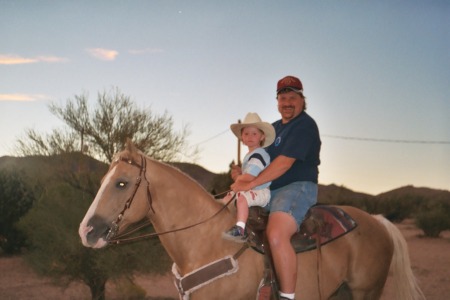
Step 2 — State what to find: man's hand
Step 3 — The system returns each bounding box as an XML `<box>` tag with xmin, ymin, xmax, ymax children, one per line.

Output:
<box><xmin>231</xmin><ymin>180</ymin><xmax>252</xmax><ymax>193</ymax></box>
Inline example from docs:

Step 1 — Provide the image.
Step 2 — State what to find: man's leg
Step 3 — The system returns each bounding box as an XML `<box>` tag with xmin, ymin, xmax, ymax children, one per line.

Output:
<box><xmin>266</xmin><ymin>211</ymin><xmax>298</xmax><ymax>294</ymax></box>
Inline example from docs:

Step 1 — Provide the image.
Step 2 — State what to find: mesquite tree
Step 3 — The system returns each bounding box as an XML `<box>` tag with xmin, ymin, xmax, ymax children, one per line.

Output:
<box><xmin>16</xmin><ymin>87</ymin><xmax>197</xmax><ymax>163</ymax></box>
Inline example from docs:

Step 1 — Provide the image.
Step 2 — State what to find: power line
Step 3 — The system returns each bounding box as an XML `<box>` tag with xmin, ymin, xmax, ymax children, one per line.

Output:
<box><xmin>195</xmin><ymin>129</ymin><xmax>230</xmax><ymax>146</ymax></box>
<box><xmin>322</xmin><ymin>134</ymin><xmax>450</xmax><ymax>145</ymax></box>
<box><xmin>193</xmin><ymin>129</ymin><xmax>450</xmax><ymax>147</ymax></box>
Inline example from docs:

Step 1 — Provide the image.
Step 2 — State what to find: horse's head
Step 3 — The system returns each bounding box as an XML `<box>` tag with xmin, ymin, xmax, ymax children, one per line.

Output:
<box><xmin>79</xmin><ymin>140</ymin><xmax>153</xmax><ymax>248</ymax></box>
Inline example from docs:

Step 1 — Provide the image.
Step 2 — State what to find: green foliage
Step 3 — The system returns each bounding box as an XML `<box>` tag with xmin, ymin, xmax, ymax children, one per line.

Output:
<box><xmin>0</xmin><ymin>170</ymin><xmax>35</xmax><ymax>254</ymax></box>
<box><xmin>415</xmin><ymin>200</ymin><xmax>450</xmax><ymax>237</ymax></box>
<box><xmin>16</xmin><ymin>87</ymin><xmax>198</xmax><ymax>163</ymax></box>
<box><xmin>209</xmin><ymin>161</ymin><xmax>234</xmax><ymax>197</ymax></box>
<box><xmin>317</xmin><ymin>185</ymin><xmax>450</xmax><ymax>233</ymax></box>
<box><xmin>15</xmin><ymin>154</ymin><xmax>170</xmax><ymax>299</ymax></box>
<box><xmin>113</xmin><ymin>277</ymin><xmax>147</xmax><ymax>299</ymax></box>
<box><xmin>317</xmin><ymin>184</ymin><xmax>374</xmax><ymax>212</ymax></box>
<box><xmin>374</xmin><ymin>196</ymin><xmax>424</xmax><ymax>222</ymax></box>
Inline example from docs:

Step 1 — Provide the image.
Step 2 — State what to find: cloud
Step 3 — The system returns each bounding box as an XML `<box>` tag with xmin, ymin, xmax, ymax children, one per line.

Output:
<box><xmin>0</xmin><ymin>55</ymin><xmax>36</xmax><ymax>65</ymax></box>
<box><xmin>86</xmin><ymin>48</ymin><xmax>119</xmax><ymax>61</ymax></box>
<box><xmin>0</xmin><ymin>94</ymin><xmax>50</xmax><ymax>102</ymax></box>
<box><xmin>0</xmin><ymin>54</ymin><xmax>68</xmax><ymax>65</ymax></box>
<box><xmin>128</xmin><ymin>48</ymin><xmax>164</xmax><ymax>55</ymax></box>
<box><xmin>36</xmin><ymin>56</ymin><xmax>69</xmax><ymax>63</ymax></box>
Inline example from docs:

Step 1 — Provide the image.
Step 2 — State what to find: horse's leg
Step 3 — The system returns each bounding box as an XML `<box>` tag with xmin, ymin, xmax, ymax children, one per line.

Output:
<box><xmin>296</xmin><ymin>247</ymin><xmax>350</xmax><ymax>299</ymax></box>
<box><xmin>329</xmin><ymin>282</ymin><xmax>353</xmax><ymax>300</ymax></box>
<box><xmin>339</xmin><ymin>207</ymin><xmax>394</xmax><ymax>300</ymax></box>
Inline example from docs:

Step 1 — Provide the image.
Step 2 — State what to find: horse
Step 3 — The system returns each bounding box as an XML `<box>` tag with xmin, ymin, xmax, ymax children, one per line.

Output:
<box><xmin>79</xmin><ymin>141</ymin><xmax>425</xmax><ymax>300</ymax></box>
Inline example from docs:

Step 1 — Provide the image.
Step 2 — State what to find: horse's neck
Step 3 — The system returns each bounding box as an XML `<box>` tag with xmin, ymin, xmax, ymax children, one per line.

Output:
<box><xmin>146</xmin><ymin>159</ymin><xmax>234</xmax><ymax>272</ymax></box>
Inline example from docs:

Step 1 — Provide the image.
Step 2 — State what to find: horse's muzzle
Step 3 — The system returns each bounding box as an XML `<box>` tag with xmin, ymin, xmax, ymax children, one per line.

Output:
<box><xmin>80</xmin><ymin>215</ymin><xmax>111</xmax><ymax>248</ymax></box>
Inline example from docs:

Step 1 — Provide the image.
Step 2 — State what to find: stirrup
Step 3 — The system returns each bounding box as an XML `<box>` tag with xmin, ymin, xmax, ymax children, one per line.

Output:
<box><xmin>257</xmin><ymin>279</ymin><xmax>272</xmax><ymax>300</ymax></box>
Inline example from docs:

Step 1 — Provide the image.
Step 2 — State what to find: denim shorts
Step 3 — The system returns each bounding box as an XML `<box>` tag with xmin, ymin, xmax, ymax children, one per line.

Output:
<box><xmin>268</xmin><ymin>181</ymin><xmax>318</xmax><ymax>228</ymax></box>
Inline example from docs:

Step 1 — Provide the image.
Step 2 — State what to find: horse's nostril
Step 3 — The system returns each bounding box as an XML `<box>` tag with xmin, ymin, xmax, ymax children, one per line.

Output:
<box><xmin>85</xmin><ymin>226</ymin><xmax>93</xmax><ymax>236</ymax></box>
<box><xmin>85</xmin><ymin>216</ymin><xmax>111</xmax><ymax>244</ymax></box>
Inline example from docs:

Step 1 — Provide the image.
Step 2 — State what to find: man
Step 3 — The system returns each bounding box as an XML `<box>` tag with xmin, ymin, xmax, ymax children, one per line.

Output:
<box><xmin>231</xmin><ymin>75</ymin><xmax>321</xmax><ymax>300</ymax></box>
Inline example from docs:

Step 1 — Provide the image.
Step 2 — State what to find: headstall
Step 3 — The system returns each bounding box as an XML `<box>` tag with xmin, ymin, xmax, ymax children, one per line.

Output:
<box><xmin>105</xmin><ymin>155</ymin><xmax>233</xmax><ymax>245</ymax></box>
<box><xmin>106</xmin><ymin>154</ymin><xmax>154</xmax><ymax>243</ymax></box>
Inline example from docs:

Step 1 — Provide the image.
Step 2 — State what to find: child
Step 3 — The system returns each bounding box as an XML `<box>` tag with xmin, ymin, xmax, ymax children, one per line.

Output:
<box><xmin>222</xmin><ymin>112</ymin><xmax>275</xmax><ymax>242</ymax></box>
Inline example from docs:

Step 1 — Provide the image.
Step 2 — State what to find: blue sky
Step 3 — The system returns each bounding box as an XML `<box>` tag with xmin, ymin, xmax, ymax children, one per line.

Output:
<box><xmin>1</xmin><ymin>0</ymin><xmax>449</xmax><ymax>195</ymax></box>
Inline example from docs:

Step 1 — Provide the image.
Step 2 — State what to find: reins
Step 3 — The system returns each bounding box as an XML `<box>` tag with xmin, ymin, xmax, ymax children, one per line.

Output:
<box><xmin>105</xmin><ymin>155</ymin><xmax>154</xmax><ymax>242</ymax></box>
<box><xmin>109</xmin><ymin>194</ymin><xmax>235</xmax><ymax>244</ymax></box>
<box><xmin>107</xmin><ymin>155</ymin><xmax>235</xmax><ymax>245</ymax></box>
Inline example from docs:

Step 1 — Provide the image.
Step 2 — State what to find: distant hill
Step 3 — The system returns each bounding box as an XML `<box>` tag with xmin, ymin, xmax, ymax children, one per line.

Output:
<box><xmin>0</xmin><ymin>154</ymin><xmax>107</xmax><ymax>182</ymax></box>
<box><xmin>170</xmin><ymin>162</ymin><xmax>219</xmax><ymax>190</ymax></box>
<box><xmin>0</xmin><ymin>155</ymin><xmax>221</xmax><ymax>192</ymax></box>
<box><xmin>1</xmin><ymin>155</ymin><xmax>449</xmax><ymax>204</ymax></box>
<box><xmin>318</xmin><ymin>184</ymin><xmax>375</xmax><ymax>203</ymax></box>
<box><xmin>377</xmin><ymin>185</ymin><xmax>450</xmax><ymax>201</ymax></box>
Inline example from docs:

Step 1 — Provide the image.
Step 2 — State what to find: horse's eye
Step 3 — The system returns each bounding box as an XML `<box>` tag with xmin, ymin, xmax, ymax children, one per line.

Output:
<box><xmin>116</xmin><ymin>181</ymin><xmax>127</xmax><ymax>188</ymax></box>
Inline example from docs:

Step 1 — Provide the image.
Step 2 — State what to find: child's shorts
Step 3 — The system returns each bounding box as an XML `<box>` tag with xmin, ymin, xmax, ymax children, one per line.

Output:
<box><xmin>230</xmin><ymin>188</ymin><xmax>270</xmax><ymax>207</ymax></box>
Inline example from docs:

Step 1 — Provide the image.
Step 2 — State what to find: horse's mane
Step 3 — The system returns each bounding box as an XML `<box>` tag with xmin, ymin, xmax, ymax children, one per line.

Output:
<box><xmin>116</xmin><ymin>139</ymin><xmax>214</xmax><ymax>198</ymax></box>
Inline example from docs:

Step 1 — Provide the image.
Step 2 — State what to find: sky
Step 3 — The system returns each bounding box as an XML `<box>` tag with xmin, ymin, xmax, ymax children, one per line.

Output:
<box><xmin>1</xmin><ymin>0</ymin><xmax>449</xmax><ymax>195</ymax></box>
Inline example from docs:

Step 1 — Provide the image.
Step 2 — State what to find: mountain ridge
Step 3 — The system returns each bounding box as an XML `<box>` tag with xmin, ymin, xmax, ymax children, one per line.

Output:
<box><xmin>1</xmin><ymin>155</ymin><xmax>449</xmax><ymax>202</ymax></box>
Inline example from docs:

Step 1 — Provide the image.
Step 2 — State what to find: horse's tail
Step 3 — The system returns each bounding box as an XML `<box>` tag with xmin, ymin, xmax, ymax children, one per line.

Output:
<box><xmin>373</xmin><ymin>215</ymin><xmax>426</xmax><ymax>300</ymax></box>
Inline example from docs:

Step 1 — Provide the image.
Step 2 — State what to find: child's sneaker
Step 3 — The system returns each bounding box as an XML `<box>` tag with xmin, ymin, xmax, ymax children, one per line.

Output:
<box><xmin>222</xmin><ymin>225</ymin><xmax>248</xmax><ymax>243</ymax></box>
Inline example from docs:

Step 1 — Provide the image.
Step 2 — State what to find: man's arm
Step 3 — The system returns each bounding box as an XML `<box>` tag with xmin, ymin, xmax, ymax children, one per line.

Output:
<box><xmin>231</xmin><ymin>155</ymin><xmax>295</xmax><ymax>191</ymax></box>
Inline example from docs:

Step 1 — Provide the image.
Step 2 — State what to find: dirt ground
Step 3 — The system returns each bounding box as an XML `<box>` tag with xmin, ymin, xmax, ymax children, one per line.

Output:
<box><xmin>0</xmin><ymin>219</ymin><xmax>449</xmax><ymax>300</ymax></box>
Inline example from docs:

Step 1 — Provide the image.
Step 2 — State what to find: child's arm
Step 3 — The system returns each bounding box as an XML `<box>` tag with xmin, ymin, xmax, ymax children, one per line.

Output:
<box><xmin>235</xmin><ymin>173</ymin><xmax>255</xmax><ymax>184</ymax></box>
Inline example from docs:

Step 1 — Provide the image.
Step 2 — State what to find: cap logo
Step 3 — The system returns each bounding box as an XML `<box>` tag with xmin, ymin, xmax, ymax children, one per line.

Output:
<box><xmin>280</xmin><ymin>77</ymin><xmax>297</xmax><ymax>86</ymax></box>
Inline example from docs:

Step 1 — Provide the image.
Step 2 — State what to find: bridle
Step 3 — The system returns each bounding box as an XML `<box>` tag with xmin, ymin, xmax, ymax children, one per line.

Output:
<box><xmin>105</xmin><ymin>154</ymin><xmax>233</xmax><ymax>245</ymax></box>
<box><xmin>105</xmin><ymin>154</ymin><xmax>154</xmax><ymax>243</ymax></box>
<box><xmin>104</xmin><ymin>155</ymin><xmax>249</xmax><ymax>299</ymax></box>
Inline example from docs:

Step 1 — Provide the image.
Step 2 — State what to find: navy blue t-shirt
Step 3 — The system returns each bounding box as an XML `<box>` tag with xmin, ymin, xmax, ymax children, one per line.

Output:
<box><xmin>266</xmin><ymin>111</ymin><xmax>321</xmax><ymax>190</ymax></box>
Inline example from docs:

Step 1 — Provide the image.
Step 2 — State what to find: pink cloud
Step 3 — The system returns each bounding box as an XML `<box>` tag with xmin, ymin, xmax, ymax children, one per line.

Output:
<box><xmin>0</xmin><ymin>54</ymin><xmax>68</xmax><ymax>65</ymax></box>
<box><xmin>86</xmin><ymin>48</ymin><xmax>119</xmax><ymax>61</ymax></box>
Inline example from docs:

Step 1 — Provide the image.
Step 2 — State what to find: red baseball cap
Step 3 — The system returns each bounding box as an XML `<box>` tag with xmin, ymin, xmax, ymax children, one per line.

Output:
<box><xmin>276</xmin><ymin>75</ymin><xmax>303</xmax><ymax>94</ymax></box>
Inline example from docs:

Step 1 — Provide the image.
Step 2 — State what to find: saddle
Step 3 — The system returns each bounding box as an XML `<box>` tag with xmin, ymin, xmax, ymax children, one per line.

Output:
<box><xmin>247</xmin><ymin>204</ymin><xmax>357</xmax><ymax>254</ymax></box>
<box><xmin>247</xmin><ymin>205</ymin><xmax>357</xmax><ymax>300</ymax></box>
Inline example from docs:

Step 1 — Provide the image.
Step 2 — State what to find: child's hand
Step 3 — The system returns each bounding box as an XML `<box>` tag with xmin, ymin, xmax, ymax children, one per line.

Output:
<box><xmin>230</xmin><ymin>163</ymin><xmax>242</xmax><ymax>181</ymax></box>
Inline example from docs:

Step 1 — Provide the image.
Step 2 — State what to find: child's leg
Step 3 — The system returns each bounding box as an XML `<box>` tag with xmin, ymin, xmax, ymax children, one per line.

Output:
<box><xmin>236</xmin><ymin>193</ymin><xmax>249</xmax><ymax>229</ymax></box>
<box><xmin>219</xmin><ymin>192</ymin><xmax>234</xmax><ymax>205</ymax></box>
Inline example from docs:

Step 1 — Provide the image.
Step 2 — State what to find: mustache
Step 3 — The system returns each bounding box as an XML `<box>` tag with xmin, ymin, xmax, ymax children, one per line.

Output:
<box><xmin>281</xmin><ymin>105</ymin><xmax>295</xmax><ymax>109</ymax></box>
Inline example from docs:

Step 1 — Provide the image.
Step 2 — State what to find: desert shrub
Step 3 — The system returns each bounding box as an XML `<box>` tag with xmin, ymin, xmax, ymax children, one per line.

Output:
<box><xmin>416</xmin><ymin>208</ymin><xmax>450</xmax><ymax>237</ymax></box>
<box><xmin>113</xmin><ymin>277</ymin><xmax>147</xmax><ymax>299</ymax></box>
<box><xmin>209</xmin><ymin>161</ymin><xmax>234</xmax><ymax>197</ymax></box>
<box><xmin>0</xmin><ymin>170</ymin><xmax>35</xmax><ymax>254</ymax></box>
<box><xmin>376</xmin><ymin>196</ymin><xmax>425</xmax><ymax>222</ymax></box>
<box><xmin>17</xmin><ymin>155</ymin><xmax>170</xmax><ymax>300</ymax></box>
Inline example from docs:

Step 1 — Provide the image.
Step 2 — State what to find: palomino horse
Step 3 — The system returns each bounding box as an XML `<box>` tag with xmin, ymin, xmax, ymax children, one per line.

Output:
<box><xmin>79</xmin><ymin>141</ymin><xmax>425</xmax><ymax>300</ymax></box>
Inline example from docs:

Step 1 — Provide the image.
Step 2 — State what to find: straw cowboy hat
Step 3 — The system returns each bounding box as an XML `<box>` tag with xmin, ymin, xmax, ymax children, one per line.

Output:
<box><xmin>230</xmin><ymin>112</ymin><xmax>275</xmax><ymax>147</ymax></box>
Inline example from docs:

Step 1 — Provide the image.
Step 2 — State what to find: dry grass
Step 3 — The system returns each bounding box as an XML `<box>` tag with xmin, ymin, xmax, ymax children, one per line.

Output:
<box><xmin>1</xmin><ymin>219</ymin><xmax>449</xmax><ymax>300</ymax></box>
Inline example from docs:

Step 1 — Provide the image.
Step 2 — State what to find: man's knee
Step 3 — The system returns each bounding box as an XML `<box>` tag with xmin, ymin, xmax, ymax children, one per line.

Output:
<box><xmin>266</xmin><ymin>225</ymin><xmax>287</xmax><ymax>249</ymax></box>
<box><xmin>267</xmin><ymin>217</ymin><xmax>296</xmax><ymax>248</ymax></box>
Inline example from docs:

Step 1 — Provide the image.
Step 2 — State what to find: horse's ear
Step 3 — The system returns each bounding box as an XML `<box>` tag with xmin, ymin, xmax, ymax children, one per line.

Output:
<box><xmin>125</xmin><ymin>138</ymin><xmax>136</xmax><ymax>154</ymax></box>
